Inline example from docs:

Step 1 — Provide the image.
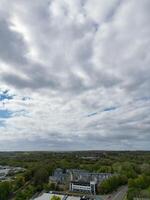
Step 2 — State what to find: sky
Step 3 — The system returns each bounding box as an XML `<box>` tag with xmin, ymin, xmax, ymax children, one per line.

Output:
<box><xmin>0</xmin><ymin>0</ymin><xmax>150</xmax><ymax>151</ymax></box>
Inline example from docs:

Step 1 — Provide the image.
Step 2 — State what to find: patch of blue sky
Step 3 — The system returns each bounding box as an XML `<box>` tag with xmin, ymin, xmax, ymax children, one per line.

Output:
<box><xmin>103</xmin><ymin>106</ymin><xmax>117</xmax><ymax>112</ymax></box>
<box><xmin>0</xmin><ymin>90</ymin><xmax>14</xmax><ymax>101</ymax></box>
<box><xmin>0</xmin><ymin>109</ymin><xmax>13</xmax><ymax>118</ymax></box>
<box><xmin>87</xmin><ymin>112</ymin><xmax>98</xmax><ymax>117</ymax></box>
<box><xmin>0</xmin><ymin>120</ymin><xmax>5</xmax><ymax>127</ymax></box>
<box><xmin>87</xmin><ymin>106</ymin><xmax>117</xmax><ymax>118</ymax></box>
<box><xmin>22</xmin><ymin>96</ymin><xmax>31</xmax><ymax>101</ymax></box>
<box><xmin>0</xmin><ymin>109</ymin><xmax>28</xmax><ymax>119</ymax></box>
<box><xmin>13</xmin><ymin>109</ymin><xmax>29</xmax><ymax>117</ymax></box>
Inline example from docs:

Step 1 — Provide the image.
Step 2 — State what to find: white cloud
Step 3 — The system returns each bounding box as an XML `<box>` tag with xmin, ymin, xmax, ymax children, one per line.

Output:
<box><xmin>0</xmin><ymin>0</ymin><xmax>150</xmax><ymax>150</ymax></box>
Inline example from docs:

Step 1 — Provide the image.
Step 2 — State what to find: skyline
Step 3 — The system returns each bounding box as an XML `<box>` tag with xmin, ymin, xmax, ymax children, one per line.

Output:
<box><xmin>0</xmin><ymin>0</ymin><xmax>150</xmax><ymax>151</ymax></box>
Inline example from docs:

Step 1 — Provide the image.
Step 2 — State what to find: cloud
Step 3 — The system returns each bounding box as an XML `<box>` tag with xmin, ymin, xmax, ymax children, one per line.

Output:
<box><xmin>0</xmin><ymin>19</ymin><xmax>27</xmax><ymax>65</ymax></box>
<box><xmin>0</xmin><ymin>0</ymin><xmax>150</xmax><ymax>150</ymax></box>
<box><xmin>0</xmin><ymin>89</ymin><xmax>14</xmax><ymax>101</ymax></box>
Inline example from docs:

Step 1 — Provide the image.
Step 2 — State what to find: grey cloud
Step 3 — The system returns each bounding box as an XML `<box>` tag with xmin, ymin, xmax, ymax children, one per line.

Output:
<box><xmin>0</xmin><ymin>0</ymin><xmax>150</xmax><ymax>150</ymax></box>
<box><xmin>0</xmin><ymin>20</ymin><xmax>27</xmax><ymax>65</ymax></box>
<box><xmin>2</xmin><ymin>69</ymin><xmax>61</xmax><ymax>90</ymax></box>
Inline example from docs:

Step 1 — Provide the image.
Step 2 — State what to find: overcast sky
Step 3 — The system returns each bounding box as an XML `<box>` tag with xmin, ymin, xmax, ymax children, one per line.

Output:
<box><xmin>0</xmin><ymin>0</ymin><xmax>150</xmax><ymax>151</ymax></box>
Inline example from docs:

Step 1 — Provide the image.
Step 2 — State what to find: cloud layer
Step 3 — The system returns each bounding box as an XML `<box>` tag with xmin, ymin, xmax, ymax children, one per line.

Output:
<box><xmin>0</xmin><ymin>0</ymin><xmax>150</xmax><ymax>150</ymax></box>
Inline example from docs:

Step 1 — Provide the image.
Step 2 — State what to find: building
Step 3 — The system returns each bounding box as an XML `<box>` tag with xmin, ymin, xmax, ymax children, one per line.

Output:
<box><xmin>33</xmin><ymin>193</ymin><xmax>93</xmax><ymax>200</ymax></box>
<box><xmin>0</xmin><ymin>165</ymin><xmax>25</xmax><ymax>181</ymax></box>
<box><xmin>68</xmin><ymin>169</ymin><xmax>112</xmax><ymax>184</ymax></box>
<box><xmin>49</xmin><ymin>168</ymin><xmax>68</xmax><ymax>184</ymax></box>
<box><xmin>49</xmin><ymin>168</ymin><xmax>113</xmax><ymax>194</ymax></box>
<box><xmin>33</xmin><ymin>193</ymin><xmax>65</xmax><ymax>200</ymax></box>
<box><xmin>0</xmin><ymin>166</ymin><xmax>10</xmax><ymax>180</ymax></box>
<box><xmin>70</xmin><ymin>181</ymin><xmax>96</xmax><ymax>195</ymax></box>
<box><xmin>33</xmin><ymin>193</ymin><xmax>81</xmax><ymax>200</ymax></box>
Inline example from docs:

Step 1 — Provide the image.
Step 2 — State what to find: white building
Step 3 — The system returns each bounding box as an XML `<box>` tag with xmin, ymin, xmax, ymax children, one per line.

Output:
<box><xmin>33</xmin><ymin>193</ymin><xmax>81</xmax><ymax>200</ymax></box>
<box><xmin>33</xmin><ymin>193</ymin><xmax>64</xmax><ymax>200</ymax></box>
<box><xmin>69</xmin><ymin>181</ymin><xmax>96</xmax><ymax>195</ymax></box>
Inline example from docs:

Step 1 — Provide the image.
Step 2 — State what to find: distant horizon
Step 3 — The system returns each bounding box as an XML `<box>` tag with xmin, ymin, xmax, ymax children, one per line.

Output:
<box><xmin>0</xmin><ymin>149</ymin><xmax>150</xmax><ymax>153</ymax></box>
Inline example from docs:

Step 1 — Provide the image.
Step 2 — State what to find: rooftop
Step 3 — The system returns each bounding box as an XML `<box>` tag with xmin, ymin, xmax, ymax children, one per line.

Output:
<box><xmin>33</xmin><ymin>193</ymin><xmax>64</xmax><ymax>200</ymax></box>
<box><xmin>33</xmin><ymin>194</ymin><xmax>82</xmax><ymax>200</ymax></box>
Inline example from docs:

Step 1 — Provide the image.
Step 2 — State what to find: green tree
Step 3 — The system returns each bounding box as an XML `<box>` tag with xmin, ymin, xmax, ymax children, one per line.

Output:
<box><xmin>0</xmin><ymin>181</ymin><xmax>12</xmax><ymax>200</ymax></box>
<box><xmin>33</xmin><ymin>167</ymin><xmax>49</xmax><ymax>186</ymax></box>
<box><xmin>15</xmin><ymin>176</ymin><xmax>25</xmax><ymax>189</ymax></box>
<box><xmin>98</xmin><ymin>175</ymin><xmax>127</xmax><ymax>194</ymax></box>
<box><xmin>51</xmin><ymin>195</ymin><xmax>61</xmax><ymax>200</ymax></box>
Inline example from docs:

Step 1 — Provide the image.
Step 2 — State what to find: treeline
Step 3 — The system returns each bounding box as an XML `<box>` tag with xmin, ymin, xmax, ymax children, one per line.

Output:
<box><xmin>127</xmin><ymin>163</ymin><xmax>150</xmax><ymax>200</ymax></box>
<box><xmin>14</xmin><ymin>165</ymin><xmax>52</xmax><ymax>200</ymax></box>
<box><xmin>99</xmin><ymin>162</ymin><xmax>150</xmax><ymax>198</ymax></box>
<box><xmin>98</xmin><ymin>175</ymin><xmax>127</xmax><ymax>194</ymax></box>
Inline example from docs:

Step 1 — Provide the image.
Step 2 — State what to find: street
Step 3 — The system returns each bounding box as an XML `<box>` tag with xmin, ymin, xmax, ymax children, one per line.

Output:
<box><xmin>109</xmin><ymin>186</ymin><xmax>128</xmax><ymax>200</ymax></box>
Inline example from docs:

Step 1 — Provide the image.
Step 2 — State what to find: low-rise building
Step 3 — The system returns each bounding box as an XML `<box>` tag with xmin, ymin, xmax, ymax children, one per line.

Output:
<box><xmin>0</xmin><ymin>165</ymin><xmax>25</xmax><ymax>181</ymax></box>
<box><xmin>49</xmin><ymin>168</ymin><xmax>113</xmax><ymax>194</ymax></box>
<box><xmin>33</xmin><ymin>193</ymin><xmax>80</xmax><ymax>200</ymax></box>
<box><xmin>49</xmin><ymin>168</ymin><xmax>68</xmax><ymax>184</ymax></box>
<box><xmin>33</xmin><ymin>193</ymin><xmax>64</xmax><ymax>200</ymax></box>
<box><xmin>69</xmin><ymin>181</ymin><xmax>96</xmax><ymax>195</ymax></box>
<box><xmin>50</xmin><ymin>168</ymin><xmax>112</xmax><ymax>185</ymax></box>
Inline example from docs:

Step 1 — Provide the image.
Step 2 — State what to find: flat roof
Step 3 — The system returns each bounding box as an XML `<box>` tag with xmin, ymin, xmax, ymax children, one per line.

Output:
<box><xmin>66</xmin><ymin>196</ymin><xmax>80</xmax><ymax>200</ymax></box>
<box><xmin>34</xmin><ymin>193</ymin><xmax>64</xmax><ymax>200</ymax></box>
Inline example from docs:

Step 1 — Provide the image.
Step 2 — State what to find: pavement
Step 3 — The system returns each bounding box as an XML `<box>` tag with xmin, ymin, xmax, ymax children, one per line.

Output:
<box><xmin>107</xmin><ymin>186</ymin><xmax>128</xmax><ymax>200</ymax></box>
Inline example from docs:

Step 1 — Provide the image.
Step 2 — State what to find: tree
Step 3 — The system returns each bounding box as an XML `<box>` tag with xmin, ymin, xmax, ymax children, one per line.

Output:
<box><xmin>0</xmin><ymin>181</ymin><xmax>12</xmax><ymax>200</ymax></box>
<box><xmin>98</xmin><ymin>175</ymin><xmax>127</xmax><ymax>194</ymax></box>
<box><xmin>127</xmin><ymin>188</ymin><xmax>140</xmax><ymax>200</ymax></box>
<box><xmin>51</xmin><ymin>195</ymin><xmax>61</xmax><ymax>200</ymax></box>
<box><xmin>33</xmin><ymin>167</ymin><xmax>49</xmax><ymax>186</ymax></box>
<box><xmin>15</xmin><ymin>176</ymin><xmax>25</xmax><ymax>189</ymax></box>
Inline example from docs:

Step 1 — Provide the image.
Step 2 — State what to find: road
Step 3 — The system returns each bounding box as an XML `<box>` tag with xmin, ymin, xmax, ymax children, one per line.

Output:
<box><xmin>109</xmin><ymin>186</ymin><xmax>128</xmax><ymax>200</ymax></box>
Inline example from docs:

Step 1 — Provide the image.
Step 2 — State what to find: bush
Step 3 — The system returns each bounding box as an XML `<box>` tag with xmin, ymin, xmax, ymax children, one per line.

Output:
<box><xmin>51</xmin><ymin>195</ymin><xmax>61</xmax><ymax>200</ymax></box>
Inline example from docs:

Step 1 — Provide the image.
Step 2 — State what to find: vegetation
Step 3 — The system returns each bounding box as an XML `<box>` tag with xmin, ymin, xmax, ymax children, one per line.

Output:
<box><xmin>51</xmin><ymin>195</ymin><xmax>61</xmax><ymax>200</ymax></box>
<box><xmin>127</xmin><ymin>163</ymin><xmax>150</xmax><ymax>199</ymax></box>
<box><xmin>0</xmin><ymin>151</ymin><xmax>150</xmax><ymax>199</ymax></box>
<box><xmin>98</xmin><ymin>175</ymin><xmax>127</xmax><ymax>194</ymax></box>
<box><xmin>0</xmin><ymin>181</ymin><xmax>12</xmax><ymax>200</ymax></box>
